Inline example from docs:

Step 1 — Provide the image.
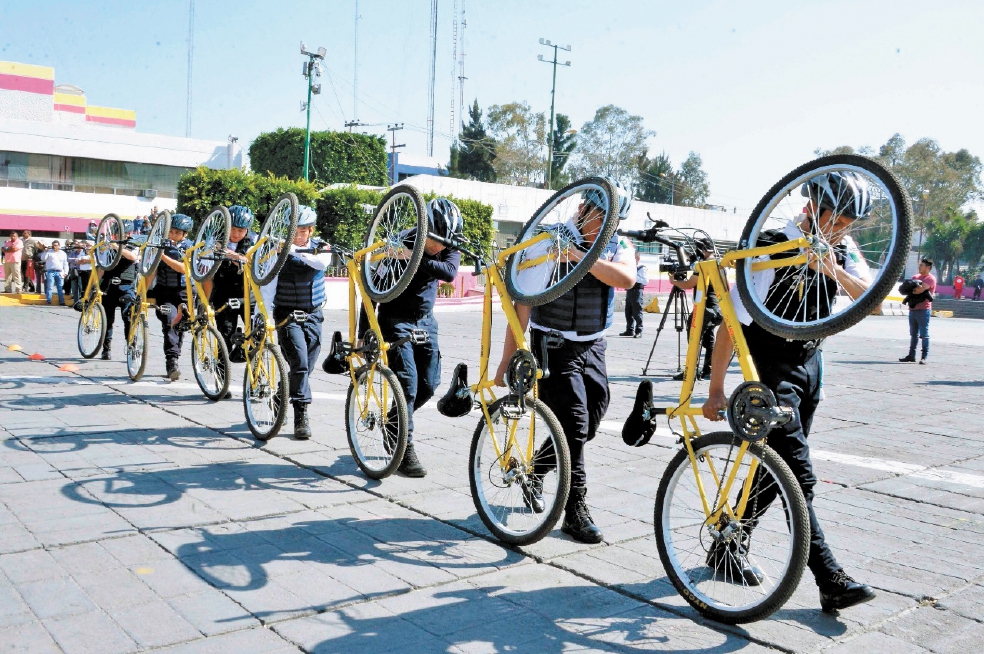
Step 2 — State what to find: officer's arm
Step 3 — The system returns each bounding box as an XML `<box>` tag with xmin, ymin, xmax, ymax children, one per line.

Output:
<box><xmin>119</xmin><ymin>248</ymin><xmax>138</xmax><ymax>262</ymax></box>
<box><xmin>495</xmin><ymin>303</ymin><xmax>531</xmax><ymax>386</ymax></box>
<box><xmin>585</xmin><ymin>256</ymin><xmax>636</xmax><ymax>289</ymax></box>
<box><xmin>701</xmin><ymin>323</ymin><xmax>733</xmax><ymax>421</ymax></box>
<box><xmin>159</xmin><ymin>254</ymin><xmax>184</xmax><ymax>273</ymax></box>
<box><xmin>670</xmin><ymin>274</ymin><xmax>699</xmax><ymax>290</ymax></box>
<box><xmin>420</xmin><ymin>249</ymin><xmax>460</xmax><ymax>282</ymax></box>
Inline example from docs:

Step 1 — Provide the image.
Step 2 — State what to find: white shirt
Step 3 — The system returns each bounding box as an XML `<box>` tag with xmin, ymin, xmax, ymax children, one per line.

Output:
<box><xmin>635</xmin><ymin>264</ymin><xmax>649</xmax><ymax>286</ymax></box>
<box><xmin>42</xmin><ymin>249</ymin><xmax>69</xmax><ymax>275</ymax></box>
<box><xmin>259</xmin><ymin>240</ymin><xmax>332</xmax><ymax>311</ymax></box>
<box><xmin>731</xmin><ymin>217</ymin><xmax>872</xmax><ymax>326</ymax></box>
<box><xmin>526</xmin><ymin>224</ymin><xmax>635</xmax><ymax>342</ymax></box>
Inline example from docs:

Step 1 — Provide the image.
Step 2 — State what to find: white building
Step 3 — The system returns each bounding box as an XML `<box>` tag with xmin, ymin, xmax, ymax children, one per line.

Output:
<box><xmin>0</xmin><ymin>60</ymin><xmax>244</xmax><ymax>238</ymax></box>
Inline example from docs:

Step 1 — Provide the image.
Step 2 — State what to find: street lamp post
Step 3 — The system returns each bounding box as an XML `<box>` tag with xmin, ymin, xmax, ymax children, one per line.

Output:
<box><xmin>300</xmin><ymin>43</ymin><xmax>326</xmax><ymax>182</ymax></box>
<box><xmin>538</xmin><ymin>39</ymin><xmax>570</xmax><ymax>190</ymax></box>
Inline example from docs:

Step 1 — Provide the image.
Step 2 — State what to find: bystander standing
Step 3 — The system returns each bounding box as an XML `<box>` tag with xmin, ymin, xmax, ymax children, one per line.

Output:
<box><xmin>2</xmin><ymin>231</ymin><xmax>23</xmax><ymax>293</ymax></box>
<box><xmin>21</xmin><ymin>230</ymin><xmax>39</xmax><ymax>292</ymax></box>
<box><xmin>900</xmin><ymin>258</ymin><xmax>936</xmax><ymax>364</ymax></box>
<box><xmin>953</xmin><ymin>275</ymin><xmax>965</xmax><ymax>300</ymax></box>
<box><xmin>972</xmin><ymin>274</ymin><xmax>984</xmax><ymax>301</ymax></box>
<box><xmin>41</xmin><ymin>240</ymin><xmax>69</xmax><ymax>306</ymax></box>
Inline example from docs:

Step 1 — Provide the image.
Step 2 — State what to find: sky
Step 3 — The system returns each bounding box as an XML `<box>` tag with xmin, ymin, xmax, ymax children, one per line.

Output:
<box><xmin>2</xmin><ymin>0</ymin><xmax>982</xmax><ymax>214</ymax></box>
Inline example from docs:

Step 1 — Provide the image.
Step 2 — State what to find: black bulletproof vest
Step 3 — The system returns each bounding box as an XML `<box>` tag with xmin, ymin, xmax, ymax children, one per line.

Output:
<box><xmin>758</xmin><ymin>230</ymin><xmax>841</xmax><ymax>323</ymax></box>
<box><xmin>156</xmin><ymin>239</ymin><xmax>191</xmax><ymax>289</ymax></box>
<box><xmin>531</xmin><ymin>236</ymin><xmax>619</xmax><ymax>334</ymax></box>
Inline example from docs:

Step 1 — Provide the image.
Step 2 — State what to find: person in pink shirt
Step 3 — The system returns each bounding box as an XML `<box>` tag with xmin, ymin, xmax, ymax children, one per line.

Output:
<box><xmin>2</xmin><ymin>231</ymin><xmax>24</xmax><ymax>293</ymax></box>
<box><xmin>900</xmin><ymin>258</ymin><xmax>936</xmax><ymax>364</ymax></box>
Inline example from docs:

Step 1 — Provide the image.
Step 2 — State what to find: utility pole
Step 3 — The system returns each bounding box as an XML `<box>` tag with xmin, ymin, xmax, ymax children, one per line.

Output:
<box><xmin>427</xmin><ymin>0</ymin><xmax>438</xmax><ymax>156</ymax></box>
<box><xmin>354</xmin><ymin>0</ymin><xmax>359</xmax><ymax>121</ymax></box>
<box><xmin>300</xmin><ymin>43</ymin><xmax>326</xmax><ymax>182</ymax></box>
<box><xmin>185</xmin><ymin>0</ymin><xmax>195</xmax><ymax>137</ymax></box>
<box><xmin>388</xmin><ymin>124</ymin><xmax>405</xmax><ymax>185</ymax></box>
<box><xmin>660</xmin><ymin>172</ymin><xmax>674</xmax><ymax>205</ymax></box>
<box><xmin>538</xmin><ymin>38</ymin><xmax>571</xmax><ymax>190</ymax></box>
<box><xmin>344</xmin><ymin>120</ymin><xmax>366</xmax><ymax>132</ymax></box>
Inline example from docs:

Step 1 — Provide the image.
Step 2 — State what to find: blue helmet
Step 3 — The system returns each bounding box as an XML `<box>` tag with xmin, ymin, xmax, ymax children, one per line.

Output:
<box><xmin>297</xmin><ymin>205</ymin><xmax>317</xmax><ymax>227</ymax></box>
<box><xmin>122</xmin><ymin>219</ymin><xmax>135</xmax><ymax>234</ymax></box>
<box><xmin>583</xmin><ymin>178</ymin><xmax>634</xmax><ymax>220</ymax></box>
<box><xmin>427</xmin><ymin>198</ymin><xmax>463</xmax><ymax>240</ymax></box>
<box><xmin>171</xmin><ymin>213</ymin><xmax>194</xmax><ymax>233</ymax></box>
<box><xmin>229</xmin><ymin>205</ymin><xmax>254</xmax><ymax>229</ymax></box>
<box><xmin>800</xmin><ymin>171</ymin><xmax>872</xmax><ymax>220</ymax></box>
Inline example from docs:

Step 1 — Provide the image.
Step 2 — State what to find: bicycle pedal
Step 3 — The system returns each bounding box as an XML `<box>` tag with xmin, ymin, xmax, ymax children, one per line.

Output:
<box><xmin>409</xmin><ymin>329</ymin><xmax>429</xmax><ymax>345</ymax></box>
<box><xmin>291</xmin><ymin>310</ymin><xmax>309</xmax><ymax>324</ymax></box>
<box><xmin>227</xmin><ymin>298</ymin><xmax>242</xmax><ymax>310</ymax></box>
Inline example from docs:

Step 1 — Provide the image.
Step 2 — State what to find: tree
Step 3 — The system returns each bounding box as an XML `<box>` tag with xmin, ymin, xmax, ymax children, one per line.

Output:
<box><xmin>963</xmin><ymin>215</ymin><xmax>984</xmax><ymax>275</ymax></box>
<box><xmin>676</xmin><ymin>152</ymin><xmax>710</xmax><ymax>207</ymax></box>
<box><xmin>549</xmin><ymin>114</ymin><xmax>577</xmax><ymax>189</ymax></box>
<box><xmin>487</xmin><ymin>101</ymin><xmax>547</xmax><ymax>186</ymax></box>
<box><xmin>249</xmin><ymin>128</ymin><xmax>387</xmax><ymax>186</ymax></box>
<box><xmin>636</xmin><ymin>150</ymin><xmax>675</xmax><ymax>204</ymax></box>
<box><xmin>568</xmin><ymin>105</ymin><xmax>653</xmax><ymax>184</ymax></box>
<box><xmin>455</xmin><ymin>100</ymin><xmax>497</xmax><ymax>182</ymax></box>
<box><xmin>924</xmin><ymin>206</ymin><xmax>972</xmax><ymax>283</ymax></box>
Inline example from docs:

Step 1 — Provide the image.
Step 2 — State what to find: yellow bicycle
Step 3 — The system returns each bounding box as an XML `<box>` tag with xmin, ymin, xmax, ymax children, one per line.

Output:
<box><xmin>75</xmin><ymin>213</ymin><xmax>122</xmax><ymax>358</ymax></box>
<box><xmin>621</xmin><ymin>154</ymin><xmax>911</xmax><ymax>623</ymax></box>
<box><xmin>435</xmin><ymin>177</ymin><xmax>630</xmax><ymax>545</ymax></box>
<box><xmin>123</xmin><ymin>210</ymin><xmax>171</xmax><ymax>381</ymax></box>
<box><xmin>181</xmin><ymin>206</ymin><xmax>233</xmax><ymax>401</ymax></box>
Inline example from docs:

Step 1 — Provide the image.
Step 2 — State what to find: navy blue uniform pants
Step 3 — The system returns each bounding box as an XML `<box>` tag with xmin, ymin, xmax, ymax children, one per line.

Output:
<box><xmin>102</xmin><ymin>282</ymin><xmax>136</xmax><ymax>344</ymax></box>
<box><xmin>380</xmin><ymin>314</ymin><xmax>441</xmax><ymax>441</ymax></box>
<box><xmin>624</xmin><ymin>285</ymin><xmax>645</xmax><ymax>334</ymax></box>
<box><xmin>211</xmin><ymin>290</ymin><xmax>245</xmax><ymax>359</ymax></box>
<box><xmin>275</xmin><ymin>306</ymin><xmax>323</xmax><ymax>407</ymax></box>
<box><xmin>747</xmin><ymin>339</ymin><xmax>840</xmax><ymax>583</ymax></box>
<box><xmin>153</xmin><ymin>288</ymin><xmax>186</xmax><ymax>361</ymax></box>
<box><xmin>532</xmin><ymin>331</ymin><xmax>610</xmax><ymax>489</ymax></box>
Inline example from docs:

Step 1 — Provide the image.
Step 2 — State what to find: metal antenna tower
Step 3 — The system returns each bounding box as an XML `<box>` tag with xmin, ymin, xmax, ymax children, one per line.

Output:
<box><xmin>186</xmin><ymin>0</ymin><xmax>195</xmax><ymax>137</ymax></box>
<box><xmin>427</xmin><ymin>0</ymin><xmax>438</xmax><ymax>156</ymax></box>
<box><xmin>458</xmin><ymin>1</ymin><xmax>467</xmax><ymax>131</ymax></box>
<box><xmin>538</xmin><ymin>38</ymin><xmax>571</xmax><ymax>189</ymax></box>
<box><xmin>354</xmin><ymin>0</ymin><xmax>359</xmax><ymax>120</ymax></box>
<box><xmin>450</xmin><ymin>0</ymin><xmax>457</xmax><ymax>142</ymax></box>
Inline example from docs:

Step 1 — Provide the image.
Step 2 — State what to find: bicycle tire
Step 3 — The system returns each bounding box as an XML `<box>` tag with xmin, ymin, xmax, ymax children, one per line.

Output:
<box><xmin>655</xmin><ymin>432</ymin><xmax>809</xmax><ymax>624</ymax></box>
<box><xmin>77</xmin><ymin>301</ymin><xmax>107</xmax><ymax>359</ymax></box>
<box><xmin>140</xmin><ymin>211</ymin><xmax>171</xmax><ymax>277</ymax></box>
<box><xmin>192</xmin><ymin>324</ymin><xmax>230</xmax><ymax>401</ymax></box>
<box><xmin>126</xmin><ymin>314</ymin><xmax>148</xmax><ymax>381</ymax></box>
<box><xmin>505</xmin><ymin>177</ymin><xmax>620</xmax><ymax>307</ymax></box>
<box><xmin>191</xmin><ymin>207</ymin><xmax>231</xmax><ymax>283</ymax></box>
<box><xmin>94</xmin><ymin>214</ymin><xmax>124</xmax><ymax>271</ymax></box>
<box><xmin>469</xmin><ymin>396</ymin><xmax>571</xmax><ymax>546</ymax></box>
<box><xmin>360</xmin><ymin>184</ymin><xmax>427</xmax><ymax>303</ymax></box>
<box><xmin>736</xmin><ymin>155</ymin><xmax>912</xmax><ymax>341</ymax></box>
<box><xmin>345</xmin><ymin>364</ymin><xmax>409</xmax><ymax>479</ymax></box>
<box><xmin>243</xmin><ymin>343</ymin><xmax>289</xmax><ymax>440</ymax></box>
<box><xmin>252</xmin><ymin>194</ymin><xmax>299</xmax><ymax>286</ymax></box>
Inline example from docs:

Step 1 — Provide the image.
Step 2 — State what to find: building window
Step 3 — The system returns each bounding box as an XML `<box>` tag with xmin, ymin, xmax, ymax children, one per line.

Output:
<box><xmin>0</xmin><ymin>150</ymin><xmax>189</xmax><ymax>195</ymax></box>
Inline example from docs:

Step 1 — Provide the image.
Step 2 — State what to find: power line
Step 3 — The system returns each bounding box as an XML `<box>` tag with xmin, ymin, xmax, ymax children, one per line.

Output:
<box><xmin>388</xmin><ymin>123</ymin><xmax>406</xmax><ymax>185</ymax></box>
<box><xmin>185</xmin><ymin>0</ymin><xmax>194</xmax><ymax>137</ymax></box>
<box><xmin>353</xmin><ymin>0</ymin><xmax>359</xmax><ymax>121</ymax></box>
<box><xmin>538</xmin><ymin>38</ymin><xmax>571</xmax><ymax>189</ymax></box>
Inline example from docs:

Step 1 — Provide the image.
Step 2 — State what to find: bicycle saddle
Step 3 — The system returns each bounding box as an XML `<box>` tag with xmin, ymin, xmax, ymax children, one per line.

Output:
<box><xmin>622</xmin><ymin>380</ymin><xmax>658</xmax><ymax>446</ymax></box>
<box><xmin>321</xmin><ymin>331</ymin><xmax>348</xmax><ymax>375</ymax></box>
<box><xmin>437</xmin><ymin>363</ymin><xmax>472</xmax><ymax>418</ymax></box>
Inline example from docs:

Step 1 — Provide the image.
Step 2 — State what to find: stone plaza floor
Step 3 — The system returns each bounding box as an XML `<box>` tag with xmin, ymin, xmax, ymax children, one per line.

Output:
<box><xmin>1</xmin><ymin>304</ymin><xmax>983</xmax><ymax>653</ymax></box>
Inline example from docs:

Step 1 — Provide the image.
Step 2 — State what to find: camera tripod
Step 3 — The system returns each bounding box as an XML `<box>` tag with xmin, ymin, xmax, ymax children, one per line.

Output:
<box><xmin>642</xmin><ymin>284</ymin><xmax>692</xmax><ymax>376</ymax></box>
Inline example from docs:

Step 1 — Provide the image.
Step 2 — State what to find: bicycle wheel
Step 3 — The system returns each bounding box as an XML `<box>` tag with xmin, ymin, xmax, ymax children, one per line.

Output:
<box><xmin>345</xmin><ymin>363</ymin><xmax>408</xmax><ymax>479</ymax></box>
<box><xmin>190</xmin><ymin>207</ymin><xmax>231</xmax><ymax>283</ymax></box>
<box><xmin>505</xmin><ymin>177</ymin><xmax>620</xmax><ymax>307</ymax></box>
<box><xmin>140</xmin><ymin>211</ymin><xmax>171</xmax><ymax>276</ymax></box>
<box><xmin>360</xmin><ymin>185</ymin><xmax>427</xmax><ymax>303</ymax></box>
<box><xmin>192</xmin><ymin>324</ymin><xmax>230</xmax><ymax>401</ymax></box>
<box><xmin>655</xmin><ymin>432</ymin><xmax>809</xmax><ymax>624</ymax></box>
<box><xmin>94</xmin><ymin>214</ymin><xmax>124</xmax><ymax>271</ymax></box>
<box><xmin>77</xmin><ymin>301</ymin><xmax>106</xmax><ymax>359</ymax></box>
<box><xmin>252</xmin><ymin>194</ymin><xmax>298</xmax><ymax>286</ymax></box>
<box><xmin>126</xmin><ymin>314</ymin><xmax>148</xmax><ymax>381</ymax></box>
<box><xmin>736</xmin><ymin>155</ymin><xmax>912</xmax><ymax>341</ymax></box>
<box><xmin>243</xmin><ymin>343</ymin><xmax>289</xmax><ymax>440</ymax></box>
<box><xmin>469</xmin><ymin>396</ymin><xmax>570</xmax><ymax>546</ymax></box>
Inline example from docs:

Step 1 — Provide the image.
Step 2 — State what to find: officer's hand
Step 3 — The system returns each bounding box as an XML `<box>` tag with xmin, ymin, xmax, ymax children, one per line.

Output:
<box><xmin>702</xmin><ymin>391</ymin><xmax>728</xmax><ymax>421</ymax></box>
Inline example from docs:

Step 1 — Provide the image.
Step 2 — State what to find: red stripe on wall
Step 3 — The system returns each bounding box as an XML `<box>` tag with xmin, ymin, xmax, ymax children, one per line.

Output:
<box><xmin>85</xmin><ymin>115</ymin><xmax>136</xmax><ymax>128</ymax></box>
<box><xmin>0</xmin><ymin>214</ymin><xmax>96</xmax><ymax>233</ymax></box>
<box><xmin>0</xmin><ymin>73</ymin><xmax>54</xmax><ymax>95</ymax></box>
<box><xmin>53</xmin><ymin>103</ymin><xmax>86</xmax><ymax>114</ymax></box>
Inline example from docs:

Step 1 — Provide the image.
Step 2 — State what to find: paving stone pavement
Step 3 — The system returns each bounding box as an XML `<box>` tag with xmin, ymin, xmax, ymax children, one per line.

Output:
<box><xmin>1</xmin><ymin>304</ymin><xmax>983</xmax><ymax>653</ymax></box>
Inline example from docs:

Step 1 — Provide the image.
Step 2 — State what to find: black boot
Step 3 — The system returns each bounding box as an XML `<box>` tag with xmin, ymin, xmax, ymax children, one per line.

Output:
<box><xmin>398</xmin><ymin>442</ymin><xmax>427</xmax><ymax>477</ymax></box>
<box><xmin>293</xmin><ymin>404</ymin><xmax>311</xmax><ymax>440</ymax></box>
<box><xmin>165</xmin><ymin>357</ymin><xmax>180</xmax><ymax>381</ymax></box>
<box><xmin>819</xmin><ymin>570</ymin><xmax>875</xmax><ymax>612</ymax></box>
<box><xmin>698</xmin><ymin>365</ymin><xmax>712</xmax><ymax>381</ymax></box>
<box><xmin>522</xmin><ymin>472</ymin><xmax>545</xmax><ymax>514</ymax></box>
<box><xmin>706</xmin><ymin>535</ymin><xmax>764</xmax><ymax>586</ymax></box>
<box><xmin>562</xmin><ymin>486</ymin><xmax>603</xmax><ymax>544</ymax></box>
<box><xmin>101</xmin><ymin>340</ymin><xmax>112</xmax><ymax>361</ymax></box>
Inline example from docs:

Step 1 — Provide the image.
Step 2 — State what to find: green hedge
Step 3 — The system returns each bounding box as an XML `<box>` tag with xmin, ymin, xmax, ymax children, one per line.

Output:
<box><xmin>176</xmin><ymin>167</ymin><xmax>319</xmax><ymax>230</ymax></box>
<box><xmin>249</xmin><ymin>128</ymin><xmax>388</xmax><ymax>186</ymax></box>
<box><xmin>315</xmin><ymin>185</ymin><xmax>384</xmax><ymax>251</ymax></box>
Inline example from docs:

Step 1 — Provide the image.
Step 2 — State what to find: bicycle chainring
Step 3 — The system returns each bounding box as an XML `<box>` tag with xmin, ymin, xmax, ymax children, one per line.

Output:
<box><xmin>505</xmin><ymin>349</ymin><xmax>538</xmax><ymax>398</ymax></box>
<box><xmin>727</xmin><ymin>381</ymin><xmax>794</xmax><ymax>441</ymax></box>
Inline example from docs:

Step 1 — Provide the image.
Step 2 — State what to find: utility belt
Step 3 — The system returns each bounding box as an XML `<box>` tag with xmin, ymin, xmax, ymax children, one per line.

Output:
<box><xmin>380</xmin><ymin>309</ymin><xmax>434</xmax><ymax>323</ymax></box>
<box><xmin>743</xmin><ymin>322</ymin><xmax>822</xmax><ymax>363</ymax></box>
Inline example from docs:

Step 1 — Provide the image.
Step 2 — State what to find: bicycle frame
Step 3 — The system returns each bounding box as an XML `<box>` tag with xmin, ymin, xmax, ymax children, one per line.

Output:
<box><xmin>181</xmin><ymin>243</ymin><xmax>218</xmax><ymax>328</ymax></box>
<box><xmin>658</xmin><ymin>237</ymin><xmax>811</xmax><ymax>527</ymax></box>
<box><xmin>240</xmin><ymin>236</ymin><xmax>279</xmax><ymax>391</ymax></box>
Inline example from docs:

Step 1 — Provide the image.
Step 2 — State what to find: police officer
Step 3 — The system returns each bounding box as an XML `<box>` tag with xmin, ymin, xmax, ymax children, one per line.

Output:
<box><xmin>497</xmin><ymin>180</ymin><xmax>637</xmax><ymax>543</ymax></box>
<box><xmin>205</xmin><ymin>205</ymin><xmax>257</xmax><ymax>365</ymax></box>
<box><xmin>702</xmin><ymin>171</ymin><xmax>876</xmax><ymax>612</ymax></box>
<box><xmin>100</xmin><ymin>220</ymin><xmax>140</xmax><ymax>360</ymax></box>
<box><xmin>153</xmin><ymin>213</ymin><xmax>194</xmax><ymax>381</ymax></box>
<box><xmin>670</xmin><ymin>237</ymin><xmax>721</xmax><ymax>381</ymax></box>
<box><xmin>620</xmin><ymin>251</ymin><xmax>649</xmax><ymax>337</ymax></box>
<box><xmin>260</xmin><ymin>206</ymin><xmax>331</xmax><ymax>439</ymax></box>
<box><xmin>362</xmin><ymin>198</ymin><xmax>462</xmax><ymax>477</ymax></box>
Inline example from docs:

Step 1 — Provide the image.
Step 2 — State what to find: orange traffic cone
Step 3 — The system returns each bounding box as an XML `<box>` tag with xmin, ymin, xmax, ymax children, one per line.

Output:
<box><xmin>28</xmin><ymin>353</ymin><xmax>45</xmax><ymax>361</ymax></box>
<box><xmin>59</xmin><ymin>364</ymin><xmax>80</xmax><ymax>372</ymax></box>
<box><xmin>7</xmin><ymin>344</ymin><xmax>22</xmax><ymax>351</ymax></box>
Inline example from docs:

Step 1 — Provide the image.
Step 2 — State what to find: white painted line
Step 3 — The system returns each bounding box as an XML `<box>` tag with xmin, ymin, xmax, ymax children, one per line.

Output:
<box><xmin>811</xmin><ymin>450</ymin><xmax>924</xmax><ymax>475</ymax></box>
